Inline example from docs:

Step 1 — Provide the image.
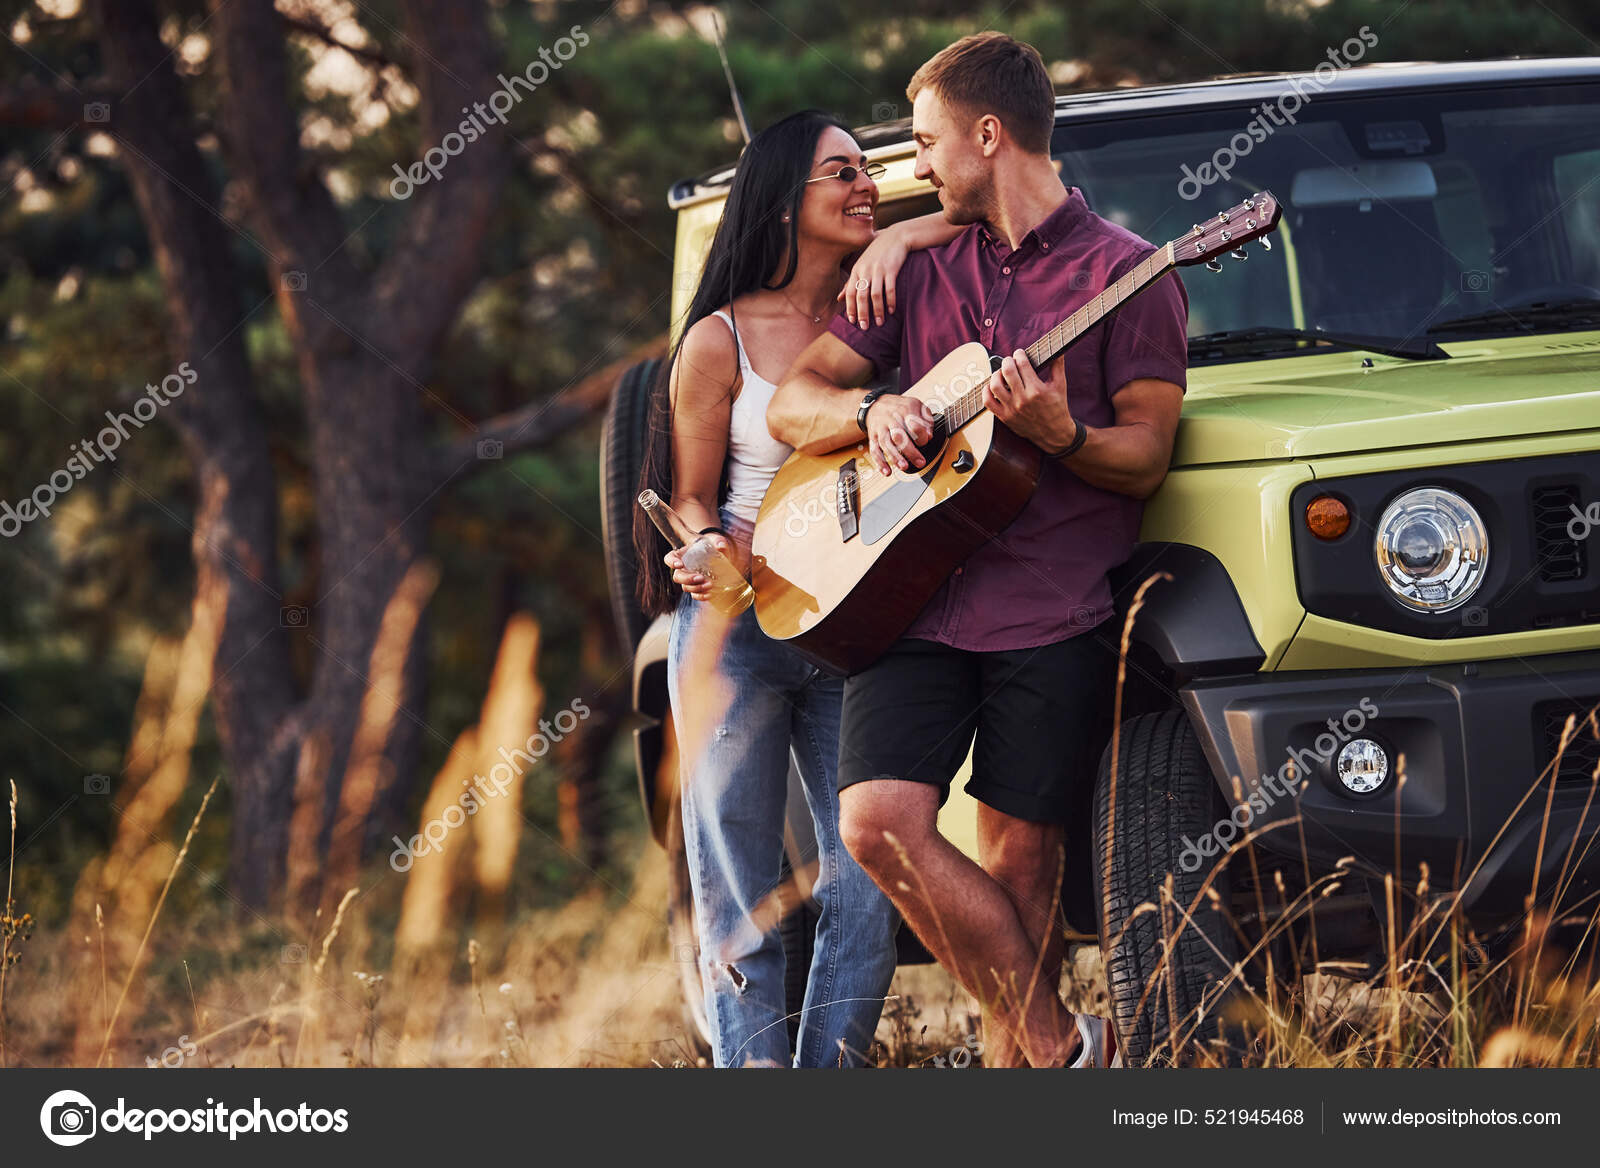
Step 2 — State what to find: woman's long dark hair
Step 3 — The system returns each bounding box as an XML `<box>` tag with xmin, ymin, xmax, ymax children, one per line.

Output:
<box><xmin>634</xmin><ymin>110</ymin><xmax>850</xmax><ymax>618</ymax></box>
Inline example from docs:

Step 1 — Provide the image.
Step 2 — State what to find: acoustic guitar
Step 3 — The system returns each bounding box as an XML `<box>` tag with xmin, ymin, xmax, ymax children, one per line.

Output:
<box><xmin>749</xmin><ymin>192</ymin><xmax>1283</xmax><ymax>675</ymax></box>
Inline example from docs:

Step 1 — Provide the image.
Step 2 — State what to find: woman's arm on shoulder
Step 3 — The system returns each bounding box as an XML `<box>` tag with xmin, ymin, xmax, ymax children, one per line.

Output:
<box><xmin>839</xmin><ymin>212</ymin><xmax>964</xmax><ymax>326</ymax></box>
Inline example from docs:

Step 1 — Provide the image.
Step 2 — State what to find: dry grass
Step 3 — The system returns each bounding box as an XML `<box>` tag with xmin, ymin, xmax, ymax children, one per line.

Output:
<box><xmin>5</xmin><ymin>583</ymin><xmax>1600</xmax><ymax>1069</ymax></box>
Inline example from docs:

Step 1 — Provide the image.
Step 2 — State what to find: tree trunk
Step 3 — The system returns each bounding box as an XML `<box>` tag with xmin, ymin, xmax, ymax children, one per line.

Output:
<box><xmin>6</xmin><ymin>0</ymin><xmax>618</xmax><ymax>909</ymax></box>
<box><xmin>207</xmin><ymin>0</ymin><xmax>509</xmax><ymax>905</ymax></box>
<box><xmin>90</xmin><ymin>0</ymin><xmax>300</xmax><ymax>906</ymax></box>
<box><xmin>296</xmin><ymin>348</ymin><xmax>436</xmax><ymax>850</ymax></box>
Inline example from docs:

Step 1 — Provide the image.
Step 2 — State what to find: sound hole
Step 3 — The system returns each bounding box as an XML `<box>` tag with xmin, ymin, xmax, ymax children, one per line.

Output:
<box><xmin>913</xmin><ymin>416</ymin><xmax>948</xmax><ymax>466</ymax></box>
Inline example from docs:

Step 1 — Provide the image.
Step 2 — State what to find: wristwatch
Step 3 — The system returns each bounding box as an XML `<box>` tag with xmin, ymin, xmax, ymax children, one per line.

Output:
<box><xmin>856</xmin><ymin>388</ymin><xmax>889</xmax><ymax>434</ymax></box>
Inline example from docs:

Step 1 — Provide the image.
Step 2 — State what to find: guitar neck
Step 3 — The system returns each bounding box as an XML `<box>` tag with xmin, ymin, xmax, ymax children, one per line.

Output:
<box><xmin>940</xmin><ymin>242</ymin><xmax>1178</xmax><ymax>431</ymax></box>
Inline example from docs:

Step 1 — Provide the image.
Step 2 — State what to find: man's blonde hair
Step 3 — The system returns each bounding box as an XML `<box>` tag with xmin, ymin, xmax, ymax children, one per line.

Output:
<box><xmin>906</xmin><ymin>32</ymin><xmax>1055</xmax><ymax>155</ymax></box>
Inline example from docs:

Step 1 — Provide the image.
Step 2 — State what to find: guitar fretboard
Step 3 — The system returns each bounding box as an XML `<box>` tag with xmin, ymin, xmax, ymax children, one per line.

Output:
<box><xmin>939</xmin><ymin>242</ymin><xmax>1177</xmax><ymax>432</ymax></box>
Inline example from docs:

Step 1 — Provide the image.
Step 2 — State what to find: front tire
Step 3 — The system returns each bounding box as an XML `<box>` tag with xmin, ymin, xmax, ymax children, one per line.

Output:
<box><xmin>1095</xmin><ymin>710</ymin><xmax>1244</xmax><ymax>1066</ymax></box>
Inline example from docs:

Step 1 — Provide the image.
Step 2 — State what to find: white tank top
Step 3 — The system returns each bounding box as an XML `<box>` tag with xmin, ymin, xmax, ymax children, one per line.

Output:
<box><xmin>711</xmin><ymin>310</ymin><xmax>794</xmax><ymax>526</ymax></box>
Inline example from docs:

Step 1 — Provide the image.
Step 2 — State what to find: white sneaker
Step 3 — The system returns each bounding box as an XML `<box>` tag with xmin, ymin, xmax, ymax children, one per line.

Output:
<box><xmin>1068</xmin><ymin>1013</ymin><xmax>1122</xmax><ymax>1068</ymax></box>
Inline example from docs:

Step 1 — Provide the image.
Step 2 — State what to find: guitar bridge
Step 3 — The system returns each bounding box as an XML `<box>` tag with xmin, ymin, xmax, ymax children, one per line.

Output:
<box><xmin>836</xmin><ymin>459</ymin><xmax>860</xmax><ymax>542</ymax></box>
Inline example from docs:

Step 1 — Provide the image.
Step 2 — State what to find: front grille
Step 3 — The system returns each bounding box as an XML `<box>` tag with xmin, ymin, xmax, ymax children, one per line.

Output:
<box><xmin>1538</xmin><ymin>697</ymin><xmax>1600</xmax><ymax>784</ymax></box>
<box><xmin>1534</xmin><ymin>484</ymin><xmax>1588</xmax><ymax>583</ymax></box>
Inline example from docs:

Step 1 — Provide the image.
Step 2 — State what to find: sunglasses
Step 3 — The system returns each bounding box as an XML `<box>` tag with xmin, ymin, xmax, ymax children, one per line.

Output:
<box><xmin>803</xmin><ymin>162</ymin><xmax>887</xmax><ymax>185</ymax></box>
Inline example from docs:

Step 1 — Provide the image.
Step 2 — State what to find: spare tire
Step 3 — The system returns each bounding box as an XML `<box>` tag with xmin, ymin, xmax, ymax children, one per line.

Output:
<box><xmin>600</xmin><ymin>358</ymin><xmax>663</xmax><ymax>655</ymax></box>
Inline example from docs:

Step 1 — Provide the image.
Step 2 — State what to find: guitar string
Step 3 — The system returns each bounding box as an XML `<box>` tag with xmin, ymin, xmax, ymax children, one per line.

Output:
<box><xmin>937</xmin><ymin>246</ymin><xmax>1173</xmax><ymax>434</ymax></box>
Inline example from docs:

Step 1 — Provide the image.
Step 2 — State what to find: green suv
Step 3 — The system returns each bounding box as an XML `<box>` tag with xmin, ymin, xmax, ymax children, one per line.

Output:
<box><xmin>601</xmin><ymin>58</ymin><xmax>1600</xmax><ymax>1064</ymax></box>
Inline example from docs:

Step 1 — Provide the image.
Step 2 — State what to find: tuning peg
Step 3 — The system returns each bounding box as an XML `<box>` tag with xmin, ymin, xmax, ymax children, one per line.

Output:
<box><xmin>1230</xmin><ymin>247</ymin><xmax>1247</xmax><ymax>261</ymax></box>
<box><xmin>1259</xmin><ymin>236</ymin><xmax>1272</xmax><ymax>252</ymax></box>
<box><xmin>1205</xmin><ymin>259</ymin><xmax>1222</xmax><ymax>273</ymax></box>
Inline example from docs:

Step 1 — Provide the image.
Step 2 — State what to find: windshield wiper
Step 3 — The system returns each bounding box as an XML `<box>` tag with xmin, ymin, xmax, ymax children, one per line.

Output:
<box><xmin>1426</xmin><ymin>298</ymin><xmax>1600</xmax><ymax>336</ymax></box>
<box><xmin>1188</xmin><ymin>326</ymin><xmax>1449</xmax><ymax>362</ymax></box>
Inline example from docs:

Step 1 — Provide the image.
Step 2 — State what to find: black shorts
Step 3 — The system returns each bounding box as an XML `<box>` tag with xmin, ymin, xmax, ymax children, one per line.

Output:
<box><xmin>837</xmin><ymin>628</ymin><xmax>1119</xmax><ymax>824</ymax></box>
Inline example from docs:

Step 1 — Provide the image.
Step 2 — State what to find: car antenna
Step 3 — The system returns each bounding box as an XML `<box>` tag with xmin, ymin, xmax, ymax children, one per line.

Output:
<box><xmin>711</xmin><ymin>8</ymin><xmax>751</xmax><ymax>147</ymax></box>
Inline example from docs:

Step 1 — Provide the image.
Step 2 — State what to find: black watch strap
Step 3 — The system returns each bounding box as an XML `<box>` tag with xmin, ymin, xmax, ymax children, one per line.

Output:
<box><xmin>856</xmin><ymin>389</ymin><xmax>887</xmax><ymax>434</ymax></box>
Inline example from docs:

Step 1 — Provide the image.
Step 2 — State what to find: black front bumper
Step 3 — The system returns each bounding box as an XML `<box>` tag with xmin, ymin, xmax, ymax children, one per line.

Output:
<box><xmin>1182</xmin><ymin>648</ymin><xmax>1600</xmax><ymax>925</ymax></box>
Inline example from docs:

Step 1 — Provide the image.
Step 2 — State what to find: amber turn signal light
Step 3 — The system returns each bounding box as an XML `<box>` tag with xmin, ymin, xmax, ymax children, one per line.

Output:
<box><xmin>1305</xmin><ymin>495</ymin><xmax>1351</xmax><ymax>540</ymax></box>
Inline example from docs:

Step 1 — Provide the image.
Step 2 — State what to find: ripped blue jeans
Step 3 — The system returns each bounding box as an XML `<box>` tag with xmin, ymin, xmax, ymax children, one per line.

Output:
<box><xmin>666</xmin><ymin>539</ymin><xmax>897</xmax><ymax>1068</ymax></box>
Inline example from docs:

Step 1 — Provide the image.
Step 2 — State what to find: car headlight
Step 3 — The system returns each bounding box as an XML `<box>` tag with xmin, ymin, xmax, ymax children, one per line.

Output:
<box><xmin>1374</xmin><ymin>487</ymin><xmax>1489</xmax><ymax>613</ymax></box>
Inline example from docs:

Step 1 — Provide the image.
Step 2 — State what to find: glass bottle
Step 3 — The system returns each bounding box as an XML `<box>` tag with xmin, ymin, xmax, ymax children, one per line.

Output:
<box><xmin>638</xmin><ymin>490</ymin><xmax>754</xmax><ymax>616</ymax></box>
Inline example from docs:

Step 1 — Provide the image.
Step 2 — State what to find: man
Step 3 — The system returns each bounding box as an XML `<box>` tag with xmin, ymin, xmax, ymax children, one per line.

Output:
<box><xmin>767</xmin><ymin>32</ymin><xmax>1188</xmax><ymax>1067</ymax></box>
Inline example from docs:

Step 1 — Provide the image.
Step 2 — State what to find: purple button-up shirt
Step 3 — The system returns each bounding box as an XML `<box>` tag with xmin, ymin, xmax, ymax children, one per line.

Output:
<box><xmin>829</xmin><ymin>187</ymin><xmax>1189</xmax><ymax>651</ymax></box>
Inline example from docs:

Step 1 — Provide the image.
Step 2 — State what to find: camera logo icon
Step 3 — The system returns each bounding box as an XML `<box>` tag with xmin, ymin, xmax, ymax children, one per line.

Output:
<box><xmin>280</xmin><ymin>605</ymin><xmax>309</xmax><ymax>628</ymax></box>
<box><xmin>1460</xmin><ymin>270</ymin><xmax>1491</xmax><ymax>293</ymax></box>
<box><xmin>84</xmin><ymin>773</ymin><xmax>111</xmax><ymax>795</ymax></box>
<box><xmin>476</xmin><ymin>438</ymin><xmax>503</xmax><ymax>460</ymax></box>
<box><xmin>871</xmin><ymin>101</ymin><xmax>899</xmax><ymax>122</ymax></box>
<box><xmin>1461</xmin><ymin>606</ymin><xmax>1489</xmax><ymax>628</ymax></box>
<box><xmin>281</xmin><ymin>270</ymin><xmax>308</xmax><ymax>292</ymax></box>
<box><xmin>281</xmin><ymin>943</ymin><xmax>309</xmax><ymax>964</ymax></box>
<box><xmin>40</xmin><ymin>1089</ymin><xmax>97</xmax><ymax>1146</ymax></box>
<box><xmin>83</xmin><ymin>102</ymin><xmax>110</xmax><ymax>123</ymax></box>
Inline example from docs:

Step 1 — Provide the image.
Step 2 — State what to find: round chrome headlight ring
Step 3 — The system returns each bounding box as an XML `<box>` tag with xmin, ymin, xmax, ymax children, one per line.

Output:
<box><xmin>1374</xmin><ymin>487</ymin><xmax>1489</xmax><ymax>613</ymax></box>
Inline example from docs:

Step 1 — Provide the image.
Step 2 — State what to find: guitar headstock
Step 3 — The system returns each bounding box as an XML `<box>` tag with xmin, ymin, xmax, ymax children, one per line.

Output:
<box><xmin>1171</xmin><ymin>191</ymin><xmax>1281</xmax><ymax>270</ymax></box>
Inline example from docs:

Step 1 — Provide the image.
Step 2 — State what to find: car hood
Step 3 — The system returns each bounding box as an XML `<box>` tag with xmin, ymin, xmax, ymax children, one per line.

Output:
<box><xmin>1171</xmin><ymin>330</ymin><xmax>1600</xmax><ymax>466</ymax></box>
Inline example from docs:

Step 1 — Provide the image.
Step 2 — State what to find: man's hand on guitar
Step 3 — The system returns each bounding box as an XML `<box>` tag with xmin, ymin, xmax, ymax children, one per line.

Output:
<box><xmin>985</xmin><ymin>349</ymin><xmax>1077</xmax><ymax>454</ymax></box>
<box><xmin>866</xmin><ymin>394</ymin><xmax>937</xmax><ymax>477</ymax></box>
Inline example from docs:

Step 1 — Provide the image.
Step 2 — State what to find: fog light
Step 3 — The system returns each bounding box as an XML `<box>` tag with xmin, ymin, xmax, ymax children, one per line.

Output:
<box><xmin>1336</xmin><ymin>738</ymin><xmax>1389</xmax><ymax>795</ymax></box>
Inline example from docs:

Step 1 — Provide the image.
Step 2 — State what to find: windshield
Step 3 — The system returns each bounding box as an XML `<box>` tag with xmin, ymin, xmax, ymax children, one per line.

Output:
<box><xmin>1052</xmin><ymin>80</ymin><xmax>1600</xmax><ymax>357</ymax></box>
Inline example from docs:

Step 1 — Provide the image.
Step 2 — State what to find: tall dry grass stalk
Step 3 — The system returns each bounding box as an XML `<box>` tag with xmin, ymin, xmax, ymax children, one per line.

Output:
<box><xmin>65</xmin><ymin>581</ymin><xmax>223</xmax><ymax>1064</ymax></box>
<box><xmin>1</xmin><ymin>780</ymin><xmax>17</xmax><ymax>1067</ymax></box>
<box><xmin>289</xmin><ymin>886</ymin><xmax>360</xmax><ymax>1068</ymax></box>
<box><xmin>95</xmin><ymin>776</ymin><xmax>220</xmax><ymax>1067</ymax></box>
<box><xmin>1109</xmin><ymin>701</ymin><xmax>1600</xmax><ymax>1068</ymax></box>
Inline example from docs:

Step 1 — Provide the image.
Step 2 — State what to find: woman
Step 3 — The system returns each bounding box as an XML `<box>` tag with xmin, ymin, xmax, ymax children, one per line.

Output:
<box><xmin>634</xmin><ymin>110</ymin><xmax>959</xmax><ymax>1067</ymax></box>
